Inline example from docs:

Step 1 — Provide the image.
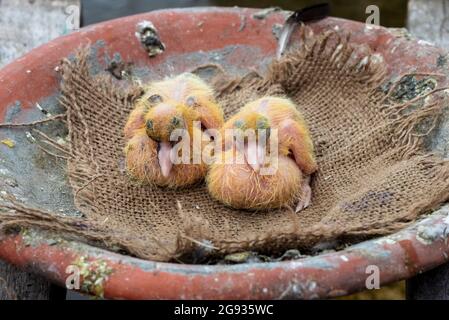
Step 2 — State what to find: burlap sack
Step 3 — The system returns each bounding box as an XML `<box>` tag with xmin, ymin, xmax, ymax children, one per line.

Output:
<box><xmin>2</xmin><ymin>29</ymin><xmax>449</xmax><ymax>262</ymax></box>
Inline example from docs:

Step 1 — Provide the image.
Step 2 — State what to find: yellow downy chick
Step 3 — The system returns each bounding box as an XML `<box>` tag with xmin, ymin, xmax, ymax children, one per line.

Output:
<box><xmin>124</xmin><ymin>73</ymin><xmax>224</xmax><ymax>188</ymax></box>
<box><xmin>207</xmin><ymin>96</ymin><xmax>317</xmax><ymax>211</ymax></box>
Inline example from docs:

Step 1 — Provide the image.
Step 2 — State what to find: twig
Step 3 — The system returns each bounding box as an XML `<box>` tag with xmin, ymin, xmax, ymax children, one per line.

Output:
<box><xmin>74</xmin><ymin>174</ymin><xmax>103</xmax><ymax>197</ymax></box>
<box><xmin>0</xmin><ymin>114</ymin><xmax>66</xmax><ymax>128</ymax></box>
<box><xmin>35</xmin><ymin>144</ymin><xmax>69</xmax><ymax>160</ymax></box>
<box><xmin>179</xmin><ymin>234</ymin><xmax>218</xmax><ymax>250</ymax></box>
<box><xmin>31</xmin><ymin>129</ymin><xmax>72</xmax><ymax>156</ymax></box>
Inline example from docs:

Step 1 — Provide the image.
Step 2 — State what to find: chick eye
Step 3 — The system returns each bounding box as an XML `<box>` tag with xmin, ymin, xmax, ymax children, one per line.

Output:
<box><xmin>186</xmin><ymin>96</ymin><xmax>197</xmax><ymax>107</ymax></box>
<box><xmin>148</xmin><ymin>94</ymin><xmax>163</xmax><ymax>104</ymax></box>
<box><xmin>146</xmin><ymin>120</ymin><xmax>153</xmax><ymax>130</ymax></box>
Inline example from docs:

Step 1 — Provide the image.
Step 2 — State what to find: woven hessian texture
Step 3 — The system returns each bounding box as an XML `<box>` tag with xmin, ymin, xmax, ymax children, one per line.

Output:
<box><xmin>3</xmin><ymin>30</ymin><xmax>449</xmax><ymax>262</ymax></box>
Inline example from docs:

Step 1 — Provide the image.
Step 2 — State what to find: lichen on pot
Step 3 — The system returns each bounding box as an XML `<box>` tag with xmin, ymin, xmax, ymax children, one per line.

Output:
<box><xmin>72</xmin><ymin>256</ymin><xmax>113</xmax><ymax>298</ymax></box>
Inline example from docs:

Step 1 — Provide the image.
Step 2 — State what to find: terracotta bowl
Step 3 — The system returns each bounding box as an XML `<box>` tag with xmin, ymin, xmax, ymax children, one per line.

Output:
<box><xmin>1</xmin><ymin>7</ymin><xmax>449</xmax><ymax>299</ymax></box>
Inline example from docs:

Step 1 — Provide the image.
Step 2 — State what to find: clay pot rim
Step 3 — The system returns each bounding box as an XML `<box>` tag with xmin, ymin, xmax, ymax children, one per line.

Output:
<box><xmin>0</xmin><ymin>7</ymin><xmax>448</xmax><ymax>299</ymax></box>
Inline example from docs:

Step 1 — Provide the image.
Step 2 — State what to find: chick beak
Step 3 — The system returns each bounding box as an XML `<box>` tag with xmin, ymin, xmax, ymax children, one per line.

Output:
<box><xmin>245</xmin><ymin>139</ymin><xmax>266</xmax><ymax>172</ymax></box>
<box><xmin>157</xmin><ymin>142</ymin><xmax>173</xmax><ymax>178</ymax></box>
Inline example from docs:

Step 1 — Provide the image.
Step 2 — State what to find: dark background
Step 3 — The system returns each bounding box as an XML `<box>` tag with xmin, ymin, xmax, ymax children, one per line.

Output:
<box><xmin>81</xmin><ymin>0</ymin><xmax>408</xmax><ymax>27</ymax></box>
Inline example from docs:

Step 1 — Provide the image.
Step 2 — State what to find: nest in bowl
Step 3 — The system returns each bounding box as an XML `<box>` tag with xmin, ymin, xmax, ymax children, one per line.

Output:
<box><xmin>2</xmin><ymin>28</ymin><xmax>449</xmax><ymax>263</ymax></box>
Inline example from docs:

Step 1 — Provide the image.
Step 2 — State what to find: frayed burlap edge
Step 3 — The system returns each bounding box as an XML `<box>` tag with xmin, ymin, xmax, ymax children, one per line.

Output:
<box><xmin>1</xmin><ymin>28</ymin><xmax>449</xmax><ymax>262</ymax></box>
<box><xmin>207</xmin><ymin>29</ymin><xmax>449</xmax><ymax>255</ymax></box>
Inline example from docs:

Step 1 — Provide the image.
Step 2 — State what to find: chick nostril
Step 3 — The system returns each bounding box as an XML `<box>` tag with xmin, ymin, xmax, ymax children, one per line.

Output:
<box><xmin>146</xmin><ymin>119</ymin><xmax>153</xmax><ymax>130</ymax></box>
<box><xmin>171</xmin><ymin>116</ymin><xmax>183</xmax><ymax>128</ymax></box>
<box><xmin>147</xmin><ymin>94</ymin><xmax>163</xmax><ymax>104</ymax></box>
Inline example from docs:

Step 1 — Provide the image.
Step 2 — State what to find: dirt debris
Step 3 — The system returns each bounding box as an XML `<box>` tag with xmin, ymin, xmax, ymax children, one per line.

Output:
<box><xmin>1</xmin><ymin>139</ymin><xmax>15</xmax><ymax>148</ymax></box>
<box><xmin>106</xmin><ymin>60</ymin><xmax>133</xmax><ymax>80</ymax></box>
<box><xmin>135</xmin><ymin>20</ymin><xmax>165</xmax><ymax>58</ymax></box>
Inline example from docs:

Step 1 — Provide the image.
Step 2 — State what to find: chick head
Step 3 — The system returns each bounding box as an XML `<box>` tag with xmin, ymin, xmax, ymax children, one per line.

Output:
<box><xmin>143</xmin><ymin>98</ymin><xmax>190</xmax><ymax>142</ymax></box>
<box><xmin>124</xmin><ymin>73</ymin><xmax>223</xmax><ymax>187</ymax></box>
<box><xmin>224</xmin><ymin>112</ymin><xmax>273</xmax><ymax>173</ymax></box>
<box><xmin>141</xmin><ymin>73</ymin><xmax>211</xmax><ymax>140</ymax></box>
<box><xmin>232</xmin><ymin>112</ymin><xmax>271</xmax><ymax>140</ymax></box>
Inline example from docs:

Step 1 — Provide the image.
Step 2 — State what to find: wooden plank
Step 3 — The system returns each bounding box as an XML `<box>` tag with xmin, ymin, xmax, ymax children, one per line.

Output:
<box><xmin>407</xmin><ymin>0</ymin><xmax>449</xmax><ymax>50</ymax></box>
<box><xmin>0</xmin><ymin>263</ymin><xmax>53</xmax><ymax>300</ymax></box>
<box><xmin>0</xmin><ymin>0</ymin><xmax>79</xmax><ymax>300</ymax></box>
<box><xmin>406</xmin><ymin>263</ymin><xmax>449</xmax><ymax>300</ymax></box>
<box><xmin>0</xmin><ymin>0</ymin><xmax>80</xmax><ymax>67</ymax></box>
